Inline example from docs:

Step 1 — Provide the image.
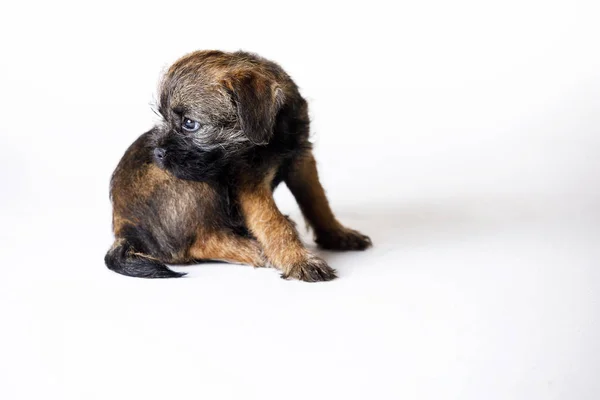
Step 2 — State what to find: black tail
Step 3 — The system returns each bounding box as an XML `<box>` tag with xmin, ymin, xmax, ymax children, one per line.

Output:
<box><xmin>105</xmin><ymin>238</ymin><xmax>185</xmax><ymax>279</ymax></box>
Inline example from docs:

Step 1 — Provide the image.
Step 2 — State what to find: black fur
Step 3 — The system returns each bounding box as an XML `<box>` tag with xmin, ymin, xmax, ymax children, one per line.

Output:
<box><xmin>105</xmin><ymin>50</ymin><xmax>369</xmax><ymax>280</ymax></box>
<box><xmin>153</xmin><ymin>96</ymin><xmax>311</xmax><ymax>188</ymax></box>
<box><xmin>155</xmin><ymin>133</ymin><xmax>226</xmax><ymax>182</ymax></box>
<box><xmin>105</xmin><ymin>236</ymin><xmax>186</xmax><ymax>279</ymax></box>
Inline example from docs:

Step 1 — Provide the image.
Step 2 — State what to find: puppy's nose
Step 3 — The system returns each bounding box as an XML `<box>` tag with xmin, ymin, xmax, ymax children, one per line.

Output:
<box><xmin>154</xmin><ymin>147</ymin><xmax>166</xmax><ymax>160</ymax></box>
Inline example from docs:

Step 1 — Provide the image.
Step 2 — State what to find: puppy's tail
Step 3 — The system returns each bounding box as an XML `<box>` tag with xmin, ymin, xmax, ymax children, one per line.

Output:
<box><xmin>104</xmin><ymin>238</ymin><xmax>185</xmax><ymax>279</ymax></box>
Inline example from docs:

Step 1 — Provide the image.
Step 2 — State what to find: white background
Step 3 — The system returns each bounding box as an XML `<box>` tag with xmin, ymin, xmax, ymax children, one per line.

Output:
<box><xmin>1</xmin><ymin>1</ymin><xmax>599</xmax><ymax>399</ymax></box>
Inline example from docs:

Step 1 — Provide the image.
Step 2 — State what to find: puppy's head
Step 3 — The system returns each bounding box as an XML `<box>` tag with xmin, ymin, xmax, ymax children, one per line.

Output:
<box><xmin>152</xmin><ymin>50</ymin><xmax>285</xmax><ymax>181</ymax></box>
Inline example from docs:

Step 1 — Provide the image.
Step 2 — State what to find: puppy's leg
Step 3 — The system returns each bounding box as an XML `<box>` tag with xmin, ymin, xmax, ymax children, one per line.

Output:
<box><xmin>285</xmin><ymin>150</ymin><xmax>372</xmax><ymax>251</ymax></box>
<box><xmin>238</xmin><ymin>180</ymin><xmax>337</xmax><ymax>282</ymax></box>
<box><xmin>188</xmin><ymin>231</ymin><xmax>267</xmax><ymax>267</ymax></box>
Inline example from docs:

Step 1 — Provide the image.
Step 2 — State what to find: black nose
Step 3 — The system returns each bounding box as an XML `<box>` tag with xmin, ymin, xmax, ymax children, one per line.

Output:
<box><xmin>154</xmin><ymin>147</ymin><xmax>166</xmax><ymax>160</ymax></box>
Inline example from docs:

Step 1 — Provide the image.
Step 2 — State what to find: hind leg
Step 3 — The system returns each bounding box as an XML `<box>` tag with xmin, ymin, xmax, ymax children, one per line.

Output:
<box><xmin>106</xmin><ymin>230</ymin><xmax>267</xmax><ymax>278</ymax></box>
<box><xmin>284</xmin><ymin>150</ymin><xmax>372</xmax><ymax>251</ymax></box>
<box><xmin>188</xmin><ymin>231</ymin><xmax>268</xmax><ymax>267</ymax></box>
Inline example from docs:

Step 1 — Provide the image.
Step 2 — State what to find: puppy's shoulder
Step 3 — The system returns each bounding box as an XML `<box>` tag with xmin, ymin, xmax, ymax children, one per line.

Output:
<box><xmin>110</xmin><ymin>128</ymin><xmax>159</xmax><ymax>198</ymax></box>
<box><xmin>114</xmin><ymin>129</ymin><xmax>154</xmax><ymax>171</ymax></box>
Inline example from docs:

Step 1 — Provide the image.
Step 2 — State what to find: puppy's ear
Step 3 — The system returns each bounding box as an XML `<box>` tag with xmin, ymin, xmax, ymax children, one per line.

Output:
<box><xmin>223</xmin><ymin>71</ymin><xmax>285</xmax><ymax>145</ymax></box>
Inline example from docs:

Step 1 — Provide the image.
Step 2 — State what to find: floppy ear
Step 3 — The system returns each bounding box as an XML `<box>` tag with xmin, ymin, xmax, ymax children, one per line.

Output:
<box><xmin>223</xmin><ymin>71</ymin><xmax>285</xmax><ymax>145</ymax></box>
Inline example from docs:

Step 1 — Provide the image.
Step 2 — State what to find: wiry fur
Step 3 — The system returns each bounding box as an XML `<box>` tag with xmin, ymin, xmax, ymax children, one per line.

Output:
<box><xmin>106</xmin><ymin>50</ymin><xmax>371</xmax><ymax>281</ymax></box>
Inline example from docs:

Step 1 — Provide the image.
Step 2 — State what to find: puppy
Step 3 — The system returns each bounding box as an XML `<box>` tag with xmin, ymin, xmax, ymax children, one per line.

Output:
<box><xmin>105</xmin><ymin>50</ymin><xmax>371</xmax><ymax>281</ymax></box>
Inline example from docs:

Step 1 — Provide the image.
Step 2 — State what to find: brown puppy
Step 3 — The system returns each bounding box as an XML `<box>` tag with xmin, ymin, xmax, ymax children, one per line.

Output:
<box><xmin>105</xmin><ymin>50</ymin><xmax>371</xmax><ymax>281</ymax></box>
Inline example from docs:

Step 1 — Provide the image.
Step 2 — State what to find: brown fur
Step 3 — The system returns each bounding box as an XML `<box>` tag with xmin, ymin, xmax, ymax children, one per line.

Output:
<box><xmin>238</xmin><ymin>169</ymin><xmax>308</xmax><ymax>271</ymax></box>
<box><xmin>188</xmin><ymin>232</ymin><xmax>266</xmax><ymax>267</ymax></box>
<box><xmin>105</xmin><ymin>50</ymin><xmax>371</xmax><ymax>281</ymax></box>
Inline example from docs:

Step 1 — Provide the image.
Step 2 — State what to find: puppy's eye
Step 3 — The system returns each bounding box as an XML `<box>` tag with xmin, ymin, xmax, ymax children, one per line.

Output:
<box><xmin>181</xmin><ymin>118</ymin><xmax>201</xmax><ymax>132</ymax></box>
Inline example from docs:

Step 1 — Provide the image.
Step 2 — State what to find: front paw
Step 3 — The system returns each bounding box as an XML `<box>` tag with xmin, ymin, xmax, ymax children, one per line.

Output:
<box><xmin>316</xmin><ymin>227</ymin><xmax>372</xmax><ymax>251</ymax></box>
<box><xmin>281</xmin><ymin>255</ymin><xmax>337</xmax><ymax>282</ymax></box>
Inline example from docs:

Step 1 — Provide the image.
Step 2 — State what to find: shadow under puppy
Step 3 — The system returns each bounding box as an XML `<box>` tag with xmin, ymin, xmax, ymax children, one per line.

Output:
<box><xmin>106</xmin><ymin>50</ymin><xmax>371</xmax><ymax>281</ymax></box>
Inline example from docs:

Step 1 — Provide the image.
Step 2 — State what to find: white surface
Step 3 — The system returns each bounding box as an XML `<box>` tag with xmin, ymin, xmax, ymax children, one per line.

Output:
<box><xmin>1</xmin><ymin>1</ymin><xmax>599</xmax><ymax>399</ymax></box>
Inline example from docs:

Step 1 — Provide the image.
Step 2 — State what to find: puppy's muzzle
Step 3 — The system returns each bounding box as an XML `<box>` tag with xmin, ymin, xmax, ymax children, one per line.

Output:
<box><xmin>154</xmin><ymin>147</ymin><xmax>166</xmax><ymax>161</ymax></box>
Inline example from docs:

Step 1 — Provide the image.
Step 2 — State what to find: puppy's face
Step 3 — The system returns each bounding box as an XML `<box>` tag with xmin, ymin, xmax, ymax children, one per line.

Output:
<box><xmin>151</xmin><ymin>51</ymin><xmax>284</xmax><ymax>181</ymax></box>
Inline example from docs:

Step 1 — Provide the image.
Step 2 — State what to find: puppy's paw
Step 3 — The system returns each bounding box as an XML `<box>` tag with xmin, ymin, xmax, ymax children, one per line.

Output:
<box><xmin>316</xmin><ymin>227</ymin><xmax>372</xmax><ymax>251</ymax></box>
<box><xmin>281</xmin><ymin>255</ymin><xmax>337</xmax><ymax>282</ymax></box>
